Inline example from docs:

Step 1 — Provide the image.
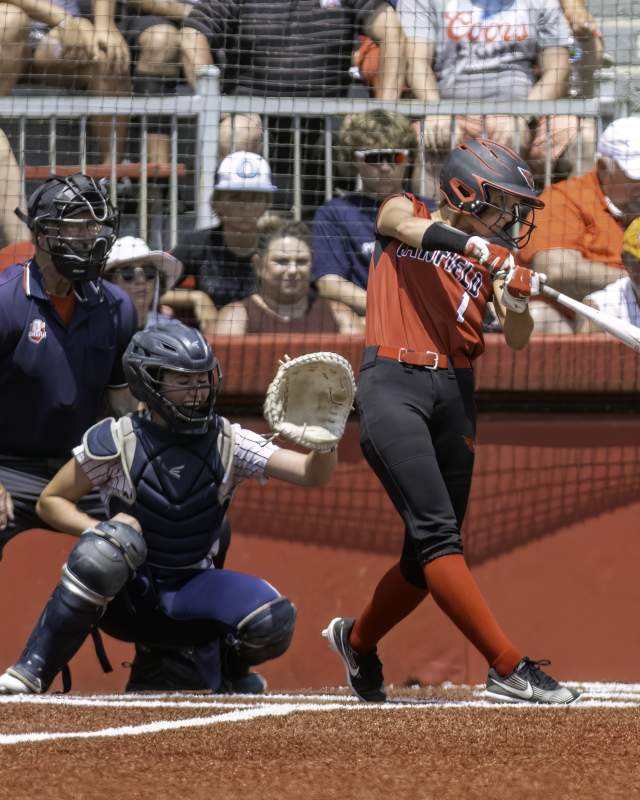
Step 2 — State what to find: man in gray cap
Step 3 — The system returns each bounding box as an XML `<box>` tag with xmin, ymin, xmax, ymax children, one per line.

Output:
<box><xmin>519</xmin><ymin>116</ymin><xmax>640</xmax><ymax>333</ymax></box>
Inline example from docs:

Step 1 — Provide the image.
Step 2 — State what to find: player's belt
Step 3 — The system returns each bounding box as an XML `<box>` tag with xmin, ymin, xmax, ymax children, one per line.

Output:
<box><xmin>376</xmin><ymin>346</ymin><xmax>472</xmax><ymax>370</ymax></box>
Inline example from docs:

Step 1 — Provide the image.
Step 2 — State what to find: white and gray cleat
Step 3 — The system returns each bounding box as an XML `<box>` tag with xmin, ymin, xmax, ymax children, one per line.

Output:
<box><xmin>486</xmin><ymin>657</ymin><xmax>580</xmax><ymax>705</ymax></box>
<box><xmin>0</xmin><ymin>669</ymin><xmax>38</xmax><ymax>695</ymax></box>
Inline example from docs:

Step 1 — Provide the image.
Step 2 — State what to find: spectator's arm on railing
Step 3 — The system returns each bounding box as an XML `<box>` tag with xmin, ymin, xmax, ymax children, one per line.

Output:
<box><xmin>531</xmin><ymin>249</ymin><xmax>623</xmax><ymax>299</ymax></box>
<box><xmin>366</xmin><ymin>5</ymin><xmax>405</xmax><ymax>101</ymax></box>
<box><xmin>329</xmin><ymin>300</ymin><xmax>366</xmax><ymax>335</ymax></box>
<box><xmin>161</xmin><ymin>288</ymin><xmax>218</xmax><ymax>335</ymax></box>
<box><xmin>214</xmin><ymin>302</ymin><xmax>248</xmax><ymax>336</ymax></box>
<box><xmin>528</xmin><ymin>46</ymin><xmax>570</xmax><ymax>101</ymax></box>
<box><xmin>127</xmin><ymin>0</ymin><xmax>192</xmax><ymax>21</ymax></box>
<box><xmin>316</xmin><ymin>275</ymin><xmax>367</xmax><ymax>317</ymax></box>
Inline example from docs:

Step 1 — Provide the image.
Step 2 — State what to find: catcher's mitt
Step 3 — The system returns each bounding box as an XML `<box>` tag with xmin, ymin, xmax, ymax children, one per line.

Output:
<box><xmin>263</xmin><ymin>352</ymin><xmax>357</xmax><ymax>451</ymax></box>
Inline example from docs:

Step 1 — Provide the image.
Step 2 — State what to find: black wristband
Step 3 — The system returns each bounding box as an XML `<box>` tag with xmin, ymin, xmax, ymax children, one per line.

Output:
<box><xmin>421</xmin><ymin>222</ymin><xmax>470</xmax><ymax>255</ymax></box>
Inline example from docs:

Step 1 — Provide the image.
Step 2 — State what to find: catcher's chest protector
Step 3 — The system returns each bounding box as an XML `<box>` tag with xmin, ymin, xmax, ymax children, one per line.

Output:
<box><xmin>109</xmin><ymin>415</ymin><xmax>229</xmax><ymax>569</ymax></box>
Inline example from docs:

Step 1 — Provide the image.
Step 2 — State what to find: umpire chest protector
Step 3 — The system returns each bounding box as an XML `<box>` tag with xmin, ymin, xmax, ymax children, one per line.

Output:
<box><xmin>84</xmin><ymin>413</ymin><xmax>235</xmax><ymax>569</ymax></box>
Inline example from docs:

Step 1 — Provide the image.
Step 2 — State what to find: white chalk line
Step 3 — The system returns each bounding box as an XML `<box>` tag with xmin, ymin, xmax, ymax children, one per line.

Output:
<box><xmin>3</xmin><ymin>697</ymin><xmax>638</xmax><ymax>747</ymax></box>
<box><xmin>2</xmin><ymin>683</ymin><xmax>639</xmax><ymax>745</ymax></box>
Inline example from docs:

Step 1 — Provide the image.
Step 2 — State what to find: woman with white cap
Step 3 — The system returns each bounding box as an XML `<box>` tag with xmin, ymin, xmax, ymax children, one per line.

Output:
<box><xmin>104</xmin><ymin>236</ymin><xmax>184</xmax><ymax>330</ymax></box>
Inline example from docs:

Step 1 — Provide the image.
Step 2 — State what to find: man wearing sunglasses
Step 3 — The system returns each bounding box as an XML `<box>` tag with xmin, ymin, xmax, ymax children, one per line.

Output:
<box><xmin>312</xmin><ymin>111</ymin><xmax>432</xmax><ymax>317</ymax></box>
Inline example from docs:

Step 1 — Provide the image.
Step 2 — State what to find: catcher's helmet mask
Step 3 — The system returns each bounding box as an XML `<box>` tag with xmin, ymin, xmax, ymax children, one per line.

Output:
<box><xmin>17</xmin><ymin>173</ymin><xmax>119</xmax><ymax>286</ymax></box>
<box><xmin>440</xmin><ymin>139</ymin><xmax>544</xmax><ymax>249</ymax></box>
<box><xmin>123</xmin><ymin>323</ymin><xmax>222</xmax><ymax>435</ymax></box>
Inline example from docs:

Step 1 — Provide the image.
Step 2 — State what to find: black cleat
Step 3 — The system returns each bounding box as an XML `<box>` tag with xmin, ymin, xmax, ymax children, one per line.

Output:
<box><xmin>486</xmin><ymin>657</ymin><xmax>580</xmax><ymax>705</ymax></box>
<box><xmin>125</xmin><ymin>643</ymin><xmax>210</xmax><ymax>692</ymax></box>
<box><xmin>322</xmin><ymin>617</ymin><xmax>386</xmax><ymax>702</ymax></box>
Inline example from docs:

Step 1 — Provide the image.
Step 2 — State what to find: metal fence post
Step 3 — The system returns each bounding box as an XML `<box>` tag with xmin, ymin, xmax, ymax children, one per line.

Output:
<box><xmin>196</xmin><ymin>66</ymin><xmax>222</xmax><ymax>230</ymax></box>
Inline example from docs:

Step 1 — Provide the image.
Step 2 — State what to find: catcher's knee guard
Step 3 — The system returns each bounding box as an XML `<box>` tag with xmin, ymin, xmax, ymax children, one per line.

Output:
<box><xmin>8</xmin><ymin>521</ymin><xmax>146</xmax><ymax>693</ymax></box>
<box><xmin>64</xmin><ymin>520</ymin><xmax>147</xmax><ymax>603</ymax></box>
<box><xmin>229</xmin><ymin>597</ymin><xmax>297</xmax><ymax>666</ymax></box>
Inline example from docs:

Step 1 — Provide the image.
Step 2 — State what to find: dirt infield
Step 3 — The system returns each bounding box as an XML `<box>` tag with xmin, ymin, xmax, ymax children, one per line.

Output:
<box><xmin>1</xmin><ymin>685</ymin><xmax>639</xmax><ymax>800</ymax></box>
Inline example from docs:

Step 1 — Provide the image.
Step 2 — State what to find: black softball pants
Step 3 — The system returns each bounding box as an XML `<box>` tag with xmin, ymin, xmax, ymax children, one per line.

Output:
<box><xmin>356</xmin><ymin>352</ymin><xmax>476</xmax><ymax>589</ymax></box>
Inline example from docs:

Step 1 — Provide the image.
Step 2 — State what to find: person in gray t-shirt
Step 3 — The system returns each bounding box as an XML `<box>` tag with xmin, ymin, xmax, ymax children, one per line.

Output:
<box><xmin>399</xmin><ymin>0</ymin><xmax>594</xmax><ymax>189</ymax></box>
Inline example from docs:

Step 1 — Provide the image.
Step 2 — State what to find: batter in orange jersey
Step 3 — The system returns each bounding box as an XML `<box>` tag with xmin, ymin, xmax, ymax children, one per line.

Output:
<box><xmin>366</xmin><ymin>193</ymin><xmax>493</xmax><ymax>360</ymax></box>
<box><xmin>324</xmin><ymin>139</ymin><xmax>580</xmax><ymax>708</ymax></box>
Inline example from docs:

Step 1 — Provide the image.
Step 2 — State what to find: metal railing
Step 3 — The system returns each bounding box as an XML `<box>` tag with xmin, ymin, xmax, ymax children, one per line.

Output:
<box><xmin>0</xmin><ymin>66</ymin><xmax>606</xmax><ymax>242</ymax></box>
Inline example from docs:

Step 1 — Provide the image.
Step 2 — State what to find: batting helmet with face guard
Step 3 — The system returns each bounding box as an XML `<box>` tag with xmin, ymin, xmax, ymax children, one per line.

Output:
<box><xmin>439</xmin><ymin>139</ymin><xmax>544</xmax><ymax>248</ymax></box>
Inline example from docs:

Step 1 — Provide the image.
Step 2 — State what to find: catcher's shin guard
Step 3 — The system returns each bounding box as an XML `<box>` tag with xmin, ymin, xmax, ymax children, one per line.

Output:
<box><xmin>7</xmin><ymin>521</ymin><xmax>146</xmax><ymax>693</ymax></box>
<box><xmin>227</xmin><ymin>596</ymin><xmax>296</xmax><ymax>666</ymax></box>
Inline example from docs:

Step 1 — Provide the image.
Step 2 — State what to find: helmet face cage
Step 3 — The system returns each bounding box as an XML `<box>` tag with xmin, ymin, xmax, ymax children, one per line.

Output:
<box><xmin>472</xmin><ymin>183</ymin><xmax>538</xmax><ymax>249</ymax></box>
<box><xmin>123</xmin><ymin>326</ymin><xmax>222</xmax><ymax>435</ymax></box>
<box><xmin>28</xmin><ymin>175</ymin><xmax>119</xmax><ymax>282</ymax></box>
<box><xmin>141</xmin><ymin>361</ymin><xmax>221</xmax><ymax>434</ymax></box>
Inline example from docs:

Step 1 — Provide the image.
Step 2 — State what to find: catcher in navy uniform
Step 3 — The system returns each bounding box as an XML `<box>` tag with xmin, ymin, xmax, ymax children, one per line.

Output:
<box><xmin>0</xmin><ymin>323</ymin><xmax>355</xmax><ymax>695</ymax></box>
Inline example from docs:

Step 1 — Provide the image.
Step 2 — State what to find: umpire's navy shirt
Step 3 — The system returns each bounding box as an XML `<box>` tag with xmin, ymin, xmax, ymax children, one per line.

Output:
<box><xmin>0</xmin><ymin>259</ymin><xmax>137</xmax><ymax>459</ymax></box>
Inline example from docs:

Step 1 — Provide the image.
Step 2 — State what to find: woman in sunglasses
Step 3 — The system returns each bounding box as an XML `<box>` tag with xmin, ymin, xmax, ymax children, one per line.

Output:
<box><xmin>312</xmin><ymin>110</ymin><xmax>429</xmax><ymax>317</ymax></box>
<box><xmin>104</xmin><ymin>236</ymin><xmax>184</xmax><ymax>330</ymax></box>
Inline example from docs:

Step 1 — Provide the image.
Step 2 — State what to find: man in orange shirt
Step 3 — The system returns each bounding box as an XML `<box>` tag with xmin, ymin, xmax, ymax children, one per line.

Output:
<box><xmin>519</xmin><ymin>116</ymin><xmax>640</xmax><ymax>332</ymax></box>
<box><xmin>323</xmin><ymin>139</ymin><xmax>579</xmax><ymax>705</ymax></box>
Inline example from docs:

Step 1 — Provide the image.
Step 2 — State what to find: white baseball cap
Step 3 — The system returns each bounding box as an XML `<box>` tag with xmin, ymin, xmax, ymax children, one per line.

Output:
<box><xmin>597</xmin><ymin>117</ymin><xmax>640</xmax><ymax>180</ymax></box>
<box><xmin>105</xmin><ymin>236</ymin><xmax>183</xmax><ymax>289</ymax></box>
<box><xmin>214</xmin><ymin>151</ymin><xmax>277</xmax><ymax>193</ymax></box>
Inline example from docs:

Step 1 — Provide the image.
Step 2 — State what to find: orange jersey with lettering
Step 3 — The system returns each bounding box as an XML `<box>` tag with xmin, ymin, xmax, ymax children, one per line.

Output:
<box><xmin>365</xmin><ymin>194</ymin><xmax>494</xmax><ymax>360</ymax></box>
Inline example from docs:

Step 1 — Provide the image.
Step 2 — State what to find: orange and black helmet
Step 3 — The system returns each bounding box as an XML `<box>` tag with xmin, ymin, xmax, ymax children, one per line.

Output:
<box><xmin>439</xmin><ymin>138</ymin><xmax>544</xmax><ymax>248</ymax></box>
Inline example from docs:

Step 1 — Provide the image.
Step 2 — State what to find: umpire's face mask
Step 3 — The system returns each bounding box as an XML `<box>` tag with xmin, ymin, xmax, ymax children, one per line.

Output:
<box><xmin>39</xmin><ymin>215</ymin><xmax>118</xmax><ymax>282</ymax></box>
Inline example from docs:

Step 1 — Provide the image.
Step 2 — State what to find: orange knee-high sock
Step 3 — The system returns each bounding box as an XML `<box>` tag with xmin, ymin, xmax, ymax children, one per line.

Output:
<box><xmin>350</xmin><ymin>563</ymin><xmax>428</xmax><ymax>655</ymax></box>
<box><xmin>423</xmin><ymin>554</ymin><xmax>522</xmax><ymax>677</ymax></box>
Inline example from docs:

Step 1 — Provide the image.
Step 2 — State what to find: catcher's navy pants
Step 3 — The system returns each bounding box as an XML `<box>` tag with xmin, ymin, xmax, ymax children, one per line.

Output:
<box><xmin>100</xmin><ymin>567</ymin><xmax>280</xmax><ymax>687</ymax></box>
<box><xmin>356</xmin><ymin>350</ymin><xmax>476</xmax><ymax>589</ymax></box>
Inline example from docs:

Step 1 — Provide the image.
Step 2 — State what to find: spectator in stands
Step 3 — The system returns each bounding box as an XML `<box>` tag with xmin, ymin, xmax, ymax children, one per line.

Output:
<box><xmin>520</xmin><ymin>116</ymin><xmax>640</xmax><ymax>333</ymax></box>
<box><xmin>398</xmin><ymin>0</ymin><xmax>594</xmax><ymax>195</ymax></box>
<box><xmin>165</xmin><ymin>151</ymin><xmax>276</xmax><ymax>334</ymax></box>
<box><xmin>0</xmin><ymin>174</ymin><xmax>137</xmax><ymax>555</ymax></box>
<box><xmin>0</xmin><ymin>0</ymin><xmax>131</xmax><ymax>163</ymax></box>
<box><xmin>312</xmin><ymin>110</ymin><xmax>417</xmax><ymax>317</ymax></box>
<box><xmin>180</xmin><ymin>0</ymin><xmax>404</xmax><ymax>213</ymax></box>
<box><xmin>216</xmin><ymin>219</ymin><xmax>364</xmax><ymax>335</ymax></box>
<box><xmin>103</xmin><ymin>236</ymin><xmax>183</xmax><ymax>329</ymax></box>
<box><xmin>579</xmin><ymin>216</ymin><xmax>640</xmax><ymax>331</ymax></box>
<box><xmin>0</xmin><ymin>129</ymin><xmax>29</xmax><ymax>248</ymax></box>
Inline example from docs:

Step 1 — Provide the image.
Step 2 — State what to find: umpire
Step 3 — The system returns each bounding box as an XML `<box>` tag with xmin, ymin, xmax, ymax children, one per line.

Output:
<box><xmin>0</xmin><ymin>173</ymin><xmax>137</xmax><ymax>555</ymax></box>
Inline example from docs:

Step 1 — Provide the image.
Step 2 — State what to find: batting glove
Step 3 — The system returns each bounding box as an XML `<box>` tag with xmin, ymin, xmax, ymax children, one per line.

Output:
<box><xmin>464</xmin><ymin>236</ymin><xmax>515</xmax><ymax>276</ymax></box>
<box><xmin>500</xmin><ymin>265</ymin><xmax>538</xmax><ymax>314</ymax></box>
